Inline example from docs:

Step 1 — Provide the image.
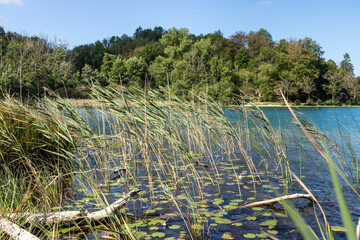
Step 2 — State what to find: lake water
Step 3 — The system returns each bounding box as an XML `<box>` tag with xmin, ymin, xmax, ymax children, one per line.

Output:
<box><xmin>65</xmin><ymin>106</ymin><xmax>360</xmax><ymax>240</ymax></box>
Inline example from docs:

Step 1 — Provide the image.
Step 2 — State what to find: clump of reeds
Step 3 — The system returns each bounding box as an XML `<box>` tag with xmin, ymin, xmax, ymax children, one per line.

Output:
<box><xmin>0</xmin><ymin>95</ymin><xmax>89</xmax><ymax>213</ymax></box>
<box><xmin>0</xmin><ymin>97</ymin><xmax>77</xmax><ymax>174</ymax></box>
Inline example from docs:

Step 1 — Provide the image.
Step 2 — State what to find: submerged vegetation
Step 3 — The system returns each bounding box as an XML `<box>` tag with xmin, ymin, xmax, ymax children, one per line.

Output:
<box><xmin>0</xmin><ymin>86</ymin><xmax>359</xmax><ymax>239</ymax></box>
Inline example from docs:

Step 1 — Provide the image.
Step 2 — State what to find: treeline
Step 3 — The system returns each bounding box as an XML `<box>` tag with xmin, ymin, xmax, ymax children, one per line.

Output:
<box><xmin>0</xmin><ymin>25</ymin><xmax>359</xmax><ymax>104</ymax></box>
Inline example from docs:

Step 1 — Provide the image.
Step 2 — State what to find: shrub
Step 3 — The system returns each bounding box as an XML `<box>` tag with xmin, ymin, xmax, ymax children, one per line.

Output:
<box><xmin>305</xmin><ymin>98</ymin><xmax>315</xmax><ymax>106</ymax></box>
<box><xmin>294</xmin><ymin>99</ymin><xmax>301</xmax><ymax>105</ymax></box>
<box><xmin>324</xmin><ymin>99</ymin><xmax>332</xmax><ymax>105</ymax></box>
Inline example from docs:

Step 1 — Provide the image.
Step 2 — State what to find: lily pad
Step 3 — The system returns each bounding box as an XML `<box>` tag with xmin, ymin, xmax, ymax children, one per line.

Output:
<box><xmin>221</xmin><ymin>232</ymin><xmax>234</xmax><ymax>239</ymax></box>
<box><xmin>151</xmin><ymin>232</ymin><xmax>165</xmax><ymax>238</ymax></box>
<box><xmin>168</xmin><ymin>225</ymin><xmax>181</xmax><ymax>230</ymax></box>
<box><xmin>232</xmin><ymin>222</ymin><xmax>243</xmax><ymax>227</ymax></box>
<box><xmin>243</xmin><ymin>233</ymin><xmax>256</xmax><ymax>238</ymax></box>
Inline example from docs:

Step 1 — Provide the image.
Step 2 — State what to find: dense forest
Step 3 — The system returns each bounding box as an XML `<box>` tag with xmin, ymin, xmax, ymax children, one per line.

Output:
<box><xmin>0</xmin><ymin>25</ymin><xmax>358</xmax><ymax>104</ymax></box>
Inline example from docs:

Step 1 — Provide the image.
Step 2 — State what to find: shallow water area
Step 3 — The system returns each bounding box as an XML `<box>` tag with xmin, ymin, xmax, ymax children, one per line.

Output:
<box><xmin>54</xmin><ymin>106</ymin><xmax>360</xmax><ymax>239</ymax></box>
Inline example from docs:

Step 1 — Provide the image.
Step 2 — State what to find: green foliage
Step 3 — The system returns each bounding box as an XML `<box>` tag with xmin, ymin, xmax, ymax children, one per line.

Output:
<box><xmin>234</xmin><ymin>48</ymin><xmax>250</xmax><ymax>69</ymax></box>
<box><xmin>148</xmin><ymin>56</ymin><xmax>173</xmax><ymax>87</ymax></box>
<box><xmin>294</xmin><ymin>99</ymin><xmax>301</xmax><ymax>105</ymax></box>
<box><xmin>0</xmin><ymin>26</ymin><xmax>359</xmax><ymax>104</ymax></box>
<box><xmin>340</xmin><ymin>53</ymin><xmax>354</xmax><ymax>73</ymax></box>
<box><xmin>160</xmin><ymin>27</ymin><xmax>194</xmax><ymax>59</ymax></box>
<box><xmin>124</xmin><ymin>56</ymin><xmax>147</xmax><ymax>86</ymax></box>
<box><xmin>109</xmin><ymin>56</ymin><xmax>126</xmax><ymax>86</ymax></box>
<box><xmin>0</xmin><ymin>97</ymin><xmax>83</xmax><ymax>174</ymax></box>
<box><xmin>305</xmin><ymin>98</ymin><xmax>315</xmax><ymax>106</ymax></box>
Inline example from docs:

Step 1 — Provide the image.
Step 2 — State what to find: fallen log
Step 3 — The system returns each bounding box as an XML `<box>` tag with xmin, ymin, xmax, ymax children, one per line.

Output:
<box><xmin>9</xmin><ymin>189</ymin><xmax>141</xmax><ymax>226</ymax></box>
<box><xmin>0</xmin><ymin>217</ymin><xmax>40</xmax><ymax>240</ymax></box>
<box><xmin>243</xmin><ymin>193</ymin><xmax>314</xmax><ymax>208</ymax></box>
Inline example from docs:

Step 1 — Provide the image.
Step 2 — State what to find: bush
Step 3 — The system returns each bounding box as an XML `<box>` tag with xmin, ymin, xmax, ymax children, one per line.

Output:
<box><xmin>324</xmin><ymin>99</ymin><xmax>332</xmax><ymax>105</ymax></box>
<box><xmin>333</xmin><ymin>99</ymin><xmax>340</xmax><ymax>106</ymax></box>
<box><xmin>316</xmin><ymin>99</ymin><xmax>323</xmax><ymax>105</ymax></box>
<box><xmin>305</xmin><ymin>98</ymin><xmax>315</xmax><ymax>106</ymax></box>
<box><xmin>294</xmin><ymin>99</ymin><xmax>301</xmax><ymax>105</ymax></box>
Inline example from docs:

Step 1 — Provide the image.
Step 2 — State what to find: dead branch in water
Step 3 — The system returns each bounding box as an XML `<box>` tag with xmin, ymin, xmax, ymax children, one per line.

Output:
<box><xmin>0</xmin><ymin>217</ymin><xmax>40</xmax><ymax>240</ymax></box>
<box><xmin>243</xmin><ymin>193</ymin><xmax>314</xmax><ymax>208</ymax></box>
<box><xmin>8</xmin><ymin>189</ymin><xmax>141</xmax><ymax>226</ymax></box>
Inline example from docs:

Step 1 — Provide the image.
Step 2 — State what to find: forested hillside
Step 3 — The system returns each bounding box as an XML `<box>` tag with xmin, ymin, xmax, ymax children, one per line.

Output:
<box><xmin>0</xmin><ymin>26</ymin><xmax>358</xmax><ymax>104</ymax></box>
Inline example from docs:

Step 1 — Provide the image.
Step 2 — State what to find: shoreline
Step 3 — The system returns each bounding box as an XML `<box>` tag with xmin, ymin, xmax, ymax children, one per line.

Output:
<box><xmin>63</xmin><ymin>98</ymin><xmax>360</xmax><ymax>108</ymax></box>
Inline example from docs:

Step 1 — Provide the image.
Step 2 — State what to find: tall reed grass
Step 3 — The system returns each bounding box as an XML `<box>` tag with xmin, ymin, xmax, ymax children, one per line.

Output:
<box><xmin>1</xmin><ymin>86</ymin><xmax>359</xmax><ymax>239</ymax></box>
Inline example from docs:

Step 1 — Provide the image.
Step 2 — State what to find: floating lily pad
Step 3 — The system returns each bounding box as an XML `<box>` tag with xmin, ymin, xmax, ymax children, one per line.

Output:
<box><xmin>243</xmin><ymin>233</ymin><xmax>256</xmax><ymax>238</ymax></box>
<box><xmin>256</xmin><ymin>233</ymin><xmax>267</xmax><ymax>238</ymax></box>
<box><xmin>224</xmin><ymin>205</ymin><xmax>237</xmax><ymax>210</ymax></box>
<box><xmin>221</xmin><ymin>232</ymin><xmax>234</xmax><ymax>239</ymax></box>
<box><xmin>261</xmin><ymin>212</ymin><xmax>272</xmax><ymax>217</ymax></box>
<box><xmin>151</xmin><ymin>232</ymin><xmax>165</xmax><ymax>238</ymax></box>
<box><xmin>232</xmin><ymin>222</ymin><xmax>243</xmax><ymax>227</ymax></box>
<box><xmin>169</xmin><ymin>225</ymin><xmax>181</xmax><ymax>230</ymax></box>
<box><xmin>259</xmin><ymin>219</ymin><xmax>277</xmax><ymax>229</ymax></box>
<box><xmin>267</xmin><ymin>230</ymin><xmax>278</xmax><ymax>235</ymax></box>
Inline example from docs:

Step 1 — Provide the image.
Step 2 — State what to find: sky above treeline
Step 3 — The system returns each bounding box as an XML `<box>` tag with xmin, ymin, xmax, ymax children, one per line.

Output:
<box><xmin>0</xmin><ymin>0</ymin><xmax>359</xmax><ymax>76</ymax></box>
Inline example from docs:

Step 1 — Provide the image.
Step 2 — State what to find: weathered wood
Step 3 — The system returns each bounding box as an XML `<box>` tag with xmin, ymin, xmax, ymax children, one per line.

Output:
<box><xmin>10</xmin><ymin>189</ymin><xmax>141</xmax><ymax>226</ymax></box>
<box><xmin>243</xmin><ymin>193</ymin><xmax>314</xmax><ymax>208</ymax></box>
<box><xmin>86</xmin><ymin>190</ymin><xmax>139</xmax><ymax>220</ymax></box>
<box><xmin>0</xmin><ymin>217</ymin><xmax>40</xmax><ymax>240</ymax></box>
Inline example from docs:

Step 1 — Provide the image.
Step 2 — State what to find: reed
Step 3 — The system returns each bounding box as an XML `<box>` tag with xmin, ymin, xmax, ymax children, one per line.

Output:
<box><xmin>1</xmin><ymin>86</ymin><xmax>359</xmax><ymax>239</ymax></box>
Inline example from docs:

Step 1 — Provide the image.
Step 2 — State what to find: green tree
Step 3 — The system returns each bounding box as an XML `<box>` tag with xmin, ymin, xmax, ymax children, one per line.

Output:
<box><xmin>342</xmin><ymin>72</ymin><xmax>359</xmax><ymax>100</ymax></box>
<box><xmin>100</xmin><ymin>53</ymin><xmax>116</xmax><ymax>79</ymax></box>
<box><xmin>246</xmin><ymin>28</ymin><xmax>273</xmax><ymax>57</ymax></box>
<box><xmin>340</xmin><ymin>53</ymin><xmax>354</xmax><ymax>73</ymax></box>
<box><xmin>301</xmin><ymin>75</ymin><xmax>316</xmax><ymax>101</ymax></box>
<box><xmin>134</xmin><ymin>41</ymin><xmax>163</xmax><ymax>64</ymax></box>
<box><xmin>277</xmin><ymin>70</ymin><xmax>297</xmax><ymax>101</ymax></box>
<box><xmin>323</xmin><ymin>68</ymin><xmax>342</xmax><ymax>102</ymax></box>
<box><xmin>124</xmin><ymin>56</ymin><xmax>147</xmax><ymax>86</ymax></box>
<box><xmin>80</xmin><ymin>64</ymin><xmax>105</xmax><ymax>87</ymax></box>
<box><xmin>148</xmin><ymin>56</ymin><xmax>173</xmax><ymax>88</ymax></box>
<box><xmin>160</xmin><ymin>27</ymin><xmax>194</xmax><ymax>59</ymax></box>
<box><xmin>109</xmin><ymin>56</ymin><xmax>126</xmax><ymax>86</ymax></box>
<box><xmin>256</xmin><ymin>63</ymin><xmax>278</xmax><ymax>101</ymax></box>
<box><xmin>170</xmin><ymin>60</ymin><xmax>196</xmax><ymax>98</ymax></box>
<box><xmin>234</xmin><ymin>48</ymin><xmax>250</xmax><ymax>69</ymax></box>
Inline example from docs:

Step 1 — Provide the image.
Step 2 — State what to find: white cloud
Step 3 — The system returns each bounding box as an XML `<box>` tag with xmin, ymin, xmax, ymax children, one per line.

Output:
<box><xmin>0</xmin><ymin>15</ymin><xmax>5</xmax><ymax>20</ymax></box>
<box><xmin>257</xmin><ymin>1</ymin><xmax>272</xmax><ymax>6</ymax></box>
<box><xmin>0</xmin><ymin>0</ymin><xmax>24</xmax><ymax>5</ymax></box>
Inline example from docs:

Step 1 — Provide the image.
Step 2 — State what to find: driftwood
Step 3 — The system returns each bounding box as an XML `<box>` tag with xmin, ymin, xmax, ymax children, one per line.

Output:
<box><xmin>9</xmin><ymin>189</ymin><xmax>141</xmax><ymax>226</ymax></box>
<box><xmin>243</xmin><ymin>193</ymin><xmax>314</xmax><ymax>208</ymax></box>
<box><xmin>0</xmin><ymin>217</ymin><xmax>40</xmax><ymax>240</ymax></box>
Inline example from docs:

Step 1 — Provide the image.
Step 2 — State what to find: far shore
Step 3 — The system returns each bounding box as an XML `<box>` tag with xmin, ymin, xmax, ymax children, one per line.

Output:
<box><xmin>63</xmin><ymin>98</ymin><xmax>360</xmax><ymax>108</ymax></box>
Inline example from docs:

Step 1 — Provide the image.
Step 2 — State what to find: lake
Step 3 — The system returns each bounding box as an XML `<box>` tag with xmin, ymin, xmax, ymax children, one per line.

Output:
<box><xmin>63</xmin><ymin>106</ymin><xmax>360</xmax><ymax>239</ymax></box>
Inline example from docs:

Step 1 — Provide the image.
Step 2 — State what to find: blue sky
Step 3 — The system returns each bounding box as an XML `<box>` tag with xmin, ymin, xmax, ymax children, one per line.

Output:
<box><xmin>0</xmin><ymin>0</ymin><xmax>359</xmax><ymax>75</ymax></box>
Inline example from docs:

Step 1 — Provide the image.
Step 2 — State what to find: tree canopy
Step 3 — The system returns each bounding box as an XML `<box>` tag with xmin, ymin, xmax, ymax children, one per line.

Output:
<box><xmin>0</xmin><ymin>25</ymin><xmax>358</xmax><ymax>104</ymax></box>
